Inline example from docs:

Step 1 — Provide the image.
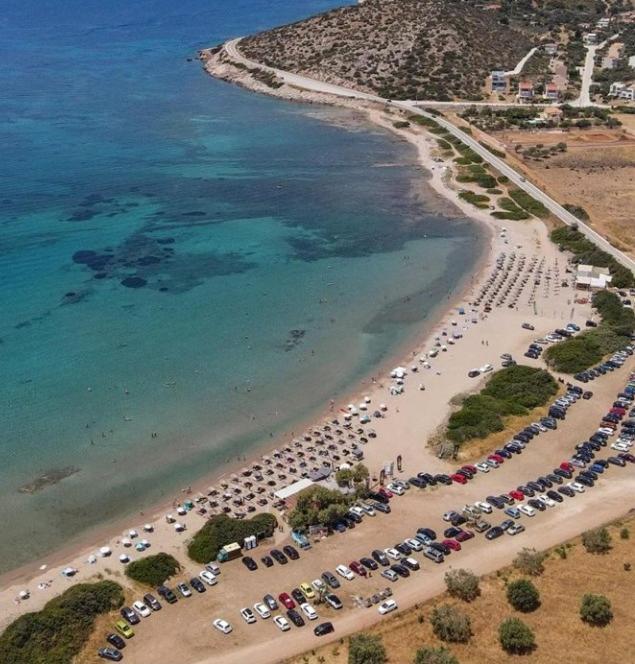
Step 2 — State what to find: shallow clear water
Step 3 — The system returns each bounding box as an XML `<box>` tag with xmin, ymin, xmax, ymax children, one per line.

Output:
<box><xmin>0</xmin><ymin>0</ymin><xmax>484</xmax><ymax>571</ymax></box>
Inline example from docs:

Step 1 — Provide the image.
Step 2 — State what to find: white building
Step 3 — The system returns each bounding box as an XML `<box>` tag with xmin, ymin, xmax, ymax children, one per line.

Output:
<box><xmin>609</xmin><ymin>82</ymin><xmax>635</xmax><ymax>101</ymax></box>
<box><xmin>575</xmin><ymin>264</ymin><xmax>612</xmax><ymax>290</ymax></box>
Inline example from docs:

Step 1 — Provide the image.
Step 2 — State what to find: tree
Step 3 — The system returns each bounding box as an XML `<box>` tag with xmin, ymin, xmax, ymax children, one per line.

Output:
<box><xmin>126</xmin><ymin>552</ymin><xmax>181</xmax><ymax>587</ymax></box>
<box><xmin>580</xmin><ymin>593</ymin><xmax>613</xmax><ymax>626</ymax></box>
<box><xmin>430</xmin><ymin>605</ymin><xmax>471</xmax><ymax>643</ymax></box>
<box><xmin>444</xmin><ymin>569</ymin><xmax>480</xmax><ymax>602</ymax></box>
<box><xmin>499</xmin><ymin>617</ymin><xmax>536</xmax><ymax>654</ymax></box>
<box><xmin>335</xmin><ymin>468</ymin><xmax>354</xmax><ymax>487</ymax></box>
<box><xmin>513</xmin><ymin>548</ymin><xmax>546</xmax><ymax>576</ymax></box>
<box><xmin>414</xmin><ymin>646</ymin><xmax>459</xmax><ymax>664</ymax></box>
<box><xmin>348</xmin><ymin>633</ymin><xmax>386</xmax><ymax>664</ymax></box>
<box><xmin>506</xmin><ymin>579</ymin><xmax>540</xmax><ymax>612</ymax></box>
<box><xmin>582</xmin><ymin>527</ymin><xmax>612</xmax><ymax>554</ymax></box>
<box><xmin>352</xmin><ymin>463</ymin><xmax>370</xmax><ymax>485</ymax></box>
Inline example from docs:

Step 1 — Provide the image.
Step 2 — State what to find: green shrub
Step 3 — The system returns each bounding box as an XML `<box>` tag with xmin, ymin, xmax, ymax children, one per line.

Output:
<box><xmin>508</xmin><ymin>188</ymin><xmax>548</xmax><ymax>218</ymax></box>
<box><xmin>393</xmin><ymin>120</ymin><xmax>411</xmax><ymax>129</ymax></box>
<box><xmin>430</xmin><ymin>605</ymin><xmax>471</xmax><ymax>643</ymax></box>
<box><xmin>499</xmin><ymin>617</ymin><xmax>536</xmax><ymax>654</ymax></box>
<box><xmin>580</xmin><ymin>593</ymin><xmax>613</xmax><ymax>626</ymax></box>
<box><xmin>348</xmin><ymin>633</ymin><xmax>386</xmax><ymax>664</ymax></box>
<box><xmin>444</xmin><ymin>569</ymin><xmax>480</xmax><ymax>602</ymax></box>
<box><xmin>414</xmin><ymin>646</ymin><xmax>459</xmax><ymax>664</ymax></box>
<box><xmin>0</xmin><ymin>581</ymin><xmax>123</xmax><ymax>664</ymax></box>
<box><xmin>620</xmin><ymin>527</ymin><xmax>630</xmax><ymax>540</ymax></box>
<box><xmin>126</xmin><ymin>552</ymin><xmax>181</xmax><ymax>587</ymax></box>
<box><xmin>187</xmin><ymin>513</ymin><xmax>277</xmax><ymax>563</ymax></box>
<box><xmin>506</xmin><ymin>579</ymin><xmax>540</xmax><ymax>612</ymax></box>
<box><xmin>458</xmin><ymin>191</ymin><xmax>489</xmax><ymax>208</ymax></box>
<box><xmin>288</xmin><ymin>485</ymin><xmax>355</xmax><ymax>531</ymax></box>
<box><xmin>582</xmin><ymin>527</ymin><xmax>612</xmax><ymax>554</ymax></box>
<box><xmin>513</xmin><ymin>548</ymin><xmax>547</xmax><ymax>576</ymax></box>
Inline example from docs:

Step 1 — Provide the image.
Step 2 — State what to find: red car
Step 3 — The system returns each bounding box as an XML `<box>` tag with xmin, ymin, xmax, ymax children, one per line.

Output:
<box><xmin>442</xmin><ymin>539</ymin><xmax>461</xmax><ymax>552</ymax></box>
<box><xmin>349</xmin><ymin>561</ymin><xmax>367</xmax><ymax>577</ymax></box>
<box><xmin>509</xmin><ymin>490</ymin><xmax>524</xmax><ymax>501</ymax></box>
<box><xmin>450</xmin><ymin>473</ymin><xmax>467</xmax><ymax>485</ymax></box>
<box><xmin>278</xmin><ymin>592</ymin><xmax>295</xmax><ymax>610</ymax></box>
<box><xmin>560</xmin><ymin>461</ymin><xmax>574</xmax><ymax>472</ymax></box>
<box><xmin>461</xmin><ymin>464</ymin><xmax>477</xmax><ymax>475</ymax></box>
<box><xmin>488</xmin><ymin>453</ymin><xmax>505</xmax><ymax>464</ymax></box>
<box><xmin>378</xmin><ymin>487</ymin><xmax>393</xmax><ymax>499</ymax></box>
<box><xmin>455</xmin><ymin>530</ymin><xmax>474</xmax><ymax>542</ymax></box>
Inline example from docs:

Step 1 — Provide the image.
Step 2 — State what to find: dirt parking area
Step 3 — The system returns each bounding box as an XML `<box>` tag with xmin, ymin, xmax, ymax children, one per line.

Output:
<box><xmin>80</xmin><ymin>359</ymin><xmax>635</xmax><ymax>664</ymax></box>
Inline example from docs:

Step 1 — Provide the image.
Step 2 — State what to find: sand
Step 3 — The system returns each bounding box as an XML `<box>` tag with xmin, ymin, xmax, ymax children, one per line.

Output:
<box><xmin>2</xmin><ymin>45</ymin><xmax>633</xmax><ymax>664</ymax></box>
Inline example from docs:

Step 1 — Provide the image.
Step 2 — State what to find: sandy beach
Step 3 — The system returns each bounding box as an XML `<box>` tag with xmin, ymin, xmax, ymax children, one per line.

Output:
<box><xmin>3</xmin><ymin>41</ymin><xmax>634</xmax><ymax>664</ymax></box>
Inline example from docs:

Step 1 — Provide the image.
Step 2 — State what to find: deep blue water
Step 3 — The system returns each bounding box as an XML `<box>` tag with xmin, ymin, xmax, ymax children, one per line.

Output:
<box><xmin>0</xmin><ymin>0</ymin><xmax>484</xmax><ymax>571</ymax></box>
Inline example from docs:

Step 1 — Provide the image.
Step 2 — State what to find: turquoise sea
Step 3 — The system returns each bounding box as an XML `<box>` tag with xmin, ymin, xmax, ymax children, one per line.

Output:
<box><xmin>0</xmin><ymin>0</ymin><xmax>484</xmax><ymax>572</ymax></box>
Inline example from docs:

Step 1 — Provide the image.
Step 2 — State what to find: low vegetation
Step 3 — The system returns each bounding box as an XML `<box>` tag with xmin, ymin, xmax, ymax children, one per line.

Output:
<box><xmin>430</xmin><ymin>605</ymin><xmax>471</xmax><ymax>643</ymax></box>
<box><xmin>507</xmin><ymin>188</ymin><xmax>548</xmax><ymax>218</ymax></box>
<box><xmin>458</xmin><ymin>191</ymin><xmax>489</xmax><ymax>209</ymax></box>
<box><xmin>187</xmin><ymin>513</ymin><xmax>277</xmax><ymax>564</ymax></box>
<box><xmin>506</xmin><ymin>579</ymin><xmax>541</xmax><ymax>612</ymax></box>
<box><xmin>414</xmin><ymin>647</ymin><xmax>459</xmax><ymax>664</ymax></box>
<box><xmin>348</xmin><ymin>633</ymin><xmax>386</xmax><ymax>664</ymax></box>
<box><xmin>545</xmin><ymin>291</ymin><xmax>635</xmax><ymax>373</ymax></box>
<box><xmin>513</xmin><ymin>547</ymin><xmax>547</xmax><ymax>577</ymax></box>
<box><xmin>0</xmin><ymin>580</ymin><xmax>123</xmax><ymax>664</ymax></box>
<box><xmin>580</xmin><ymin>593</ymin><xmax>613</xmax><ymax>626</ymax></box>
<box><xmin>550</xmin><ymin>226</ymin><xmax>635</xmax><ymax>289</ymax></box>
<box><xmin>446</xmin><ymin>365</ymin><xmax>558</xmax><ymax>444</ymax></box>
<box><xmin>444</xmin><ymin>569</ymin><xmax>480</xmax><ymax>602</ymax></box>
<box><xmin>582</xmin><ymin>527</ymin><xmax>612</xmax><ymax>554</ymax></box>
<box><xmin>126</xmin><ymin>552</ymin><xmax>181</xmax><ymax>587</ymax></box>
<box><xmin>498</xmin><ymin>617</ymin><xmax>536</xmax><ymax>654</ymax></box>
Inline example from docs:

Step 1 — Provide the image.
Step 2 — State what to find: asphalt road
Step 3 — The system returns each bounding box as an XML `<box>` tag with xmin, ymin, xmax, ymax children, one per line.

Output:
<box><xmin>223</xmin><ymin>38</ymin><xmax>635</xmax><ymax>275</ymax></box>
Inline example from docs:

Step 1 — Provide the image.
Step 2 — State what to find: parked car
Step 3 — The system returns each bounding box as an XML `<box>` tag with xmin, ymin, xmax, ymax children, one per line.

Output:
<box><xmin>314</xmin><ymin>621</ymin><xmax>334</xmax><ymax>636</ymax></box>
<box><xmin>378</xmin><ymin>599</ymin><xmax>398</xmax><ymax>615</ymax></box>
<box><xmin>98</xmin><ymin>648</ymin><xmax>123</xmax><ymax>661</ymax></box>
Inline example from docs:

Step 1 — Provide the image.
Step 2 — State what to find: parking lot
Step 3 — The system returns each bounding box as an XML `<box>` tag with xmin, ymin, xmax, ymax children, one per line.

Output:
<box><xmin>103</xmin><ymin>358</ymin><xmax>635</xmax><ymax>664</ymax></box>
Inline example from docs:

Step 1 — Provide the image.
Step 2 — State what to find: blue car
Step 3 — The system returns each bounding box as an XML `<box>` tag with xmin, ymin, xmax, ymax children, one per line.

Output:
<box><xmin>504</xmin><ymin>507</ymin><xmax>521</xmax><ymax>519</ymax></box>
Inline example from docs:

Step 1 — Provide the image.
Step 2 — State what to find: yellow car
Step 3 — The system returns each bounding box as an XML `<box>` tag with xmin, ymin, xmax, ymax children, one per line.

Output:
<box><xmin>115</xmin><ymin>619</ymin><xmax>134</xmax><ymax>639</ymax></box>
<box><xmin>300</xmin><ymin>582</ymin><xmax>316</xmax><ymax>600</ymax></box>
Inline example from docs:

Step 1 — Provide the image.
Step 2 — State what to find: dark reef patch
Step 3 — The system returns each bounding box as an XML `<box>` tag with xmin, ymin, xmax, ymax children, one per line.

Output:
<box><xmin>121</xmin><ymin>276</ymin><xmax>147</xmax><ymax>289</ymax></box>
<box><xmin>67</xmin><ymin>208</ymin><xmax>99</xmax><ymax>222</ymax></box>
<box><xmin>182</xmin><ymin>211</ymin><xmax>206</xmax><ymax>217</ymax></box>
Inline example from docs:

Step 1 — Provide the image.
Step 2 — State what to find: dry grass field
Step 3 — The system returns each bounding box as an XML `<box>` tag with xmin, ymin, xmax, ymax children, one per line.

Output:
<box><xmin>287</xmin><ymin>517</ymin><xmax>635</xmax><ymax>664</ymax></box>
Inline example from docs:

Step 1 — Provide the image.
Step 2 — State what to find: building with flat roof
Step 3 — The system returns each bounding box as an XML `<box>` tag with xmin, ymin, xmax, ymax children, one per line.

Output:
<box><xmin>575</xmin><ymin>264</ymin><xmax>613</xmax><ymax>290</ymax></box>
<box><xmin>490</xmin><ymin>70</ymin><xmax>508</xmax><ymax>93</ymax></box>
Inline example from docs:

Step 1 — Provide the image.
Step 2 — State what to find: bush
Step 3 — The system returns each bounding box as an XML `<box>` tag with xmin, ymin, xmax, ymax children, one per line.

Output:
<box><xmin>187</xmin><ymin>513</ymin><xmax>277</xmax><ymax>564</ymax></box>
<box><xmin>288</xmin><ymin>485</ymin><xmax>355</xmax><ymax>531</ymax></box>
<box><xmin>348</xmin><ymin>633</ymin><xmax>386</xmax><ymax>664</ymax></box>
<box><xmin>0</xmin><ymin>580</ymin><xmax>124</xmax><ymax>664</ymax></box>
<box><xmin>513</xmin><ymin>548</ymin><xmax>547</xmax><ymax>576</ymax></box>
<box><xmin>508</xmin><ymin>189</ymin><xmax>548</xmax><ymax>218</ymax></box>
<box><xmin>126</xmin><ymin>552</ymin><xmax>181</xmax><ymax>587</ymax></box>
<box><xmin>580</xmin><ymin>593</ymin><xmax>613</xmax><ymax>626</ymax></box>
<box><xmin>430</xmin><ymin>605</ymin><xmax>471</xmax><ymax>643</ymax></box>
<box><xmin>620</xmin><ymin>527</ymin><xmax>629</xmax><ymax>540</ymax></box>
<box><xmin>582</xmin><ymin>527</ymin><xmax>612</xmax><ymax>554</ymax></box>
<box><xmin>444</xmin><ymin>569</ymin><xmax>480</xmax><ymax>602</ymax></box>
<box><xmin>414</xmin><ymin>647</ymin><xmax>459</xmax><ymax>664</ymax></box>
<box><xmin>506</xmin><ymin>579</ymin><xmax>540</xmax><ymax>612</ymax></box>
<box><xmin>447</xmin><ymin>366</ymin><xmax>557</xmax><ymax>444</ymax></box>
<box><xmin>499</xmin><ymin>617</ymin><xmax>536</xmax><ymax>654</ymax></box>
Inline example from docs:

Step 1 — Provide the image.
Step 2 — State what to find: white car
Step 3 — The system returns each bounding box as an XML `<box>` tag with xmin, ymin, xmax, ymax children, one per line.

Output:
<box><xmin>485</xmin><ymin>458</ymin><xmax>499</xmax><ymax>469</ymax></box>
<box><xmin>378</xmin><ymin>599</ymin><xmax>398</xmax><ymax>615</ymax></box>
<box><xmin>598</xmin><ymin>427</ymin><xmax>615</xmax><ymax>436</ymax></box>
<box><xmin>205</xmin><ymin>563</ymin><xmax>220</xmax><ymax>576</ymax></box>
<box><xmin>240</xmin><ymin>607</ymin><xmax>256</xmax><ymax>624</ymax></box>
<box><xmin>311</xmin><ymin>578</ymin><xmax>327</xmax><ymax>594</ymax></box>
<box><xmin>475</xmin><ymin>462</ymin><xmax>490</xmax><ymax>473</ymax></box>
<box><xmin>474</xmin><ymin>501</ymin><xmax>493</xmax><ymax>514</ymax></box>
<box><xmin>539</xmin><ymin>494</ymin><xmax>556</xmax><ymax>508</ymax></box>
<box><xmin>568</xmin><ymin>482</ymin><xmax>585</xmax><ymax>493</ymax></box>
<box><xmin>384</xmin><ymin>547</ymin><xmax>402</xmax><ymax>561</ymax></box>
<box><xmin>273</xmin><ymin>615</ymin><xmax>290</xmax><ymax>631</ymax></box>
<box><xmin>508</xmin><ymin>523</ymin><xmax>525</xmax><ymax>536</ymax></box>
<box><xmin>518</xmin><ymin>504</ymin><xmax>536</xmax><ymax>517</ymax></box>
<box><xmin>480</xmin><ymin>363</ymin><xmax>494</xmax><ymax>373</ymax></box>
<box><xmin>532</xmin><ymin>422</ymin><xmax>547</xmax><ymax>432</ymax></box>
<box><xmin>387</xmin><ymin>482</ymin><xmax>405</xmax><ymax>496</ymax></box>
<box><xmin>349</xmin><ymin>506</ymin><xmax>365</xmax><ymax>518</ymax></box>
<box><xmin>200</xmin><ymin>570</ymin><xmax>218</xmax><ymax>586</ymax></box>
<box><xmin>612</xmin><ymin>442</ymin><xmax>630</xmax><ymax>452</ymax></box>
<box><xmin>254</xmin><ymin>602</ymin><xmax>270</xmax><ymax>619</ymax></box>
<box><xmin>132</xmin><ymin>600</ymin><xmax>151</xmax><ymax>618</ymax></box>
<box><xmin>336</xmin><ymin>564</ymin><xmax>355</xmax><ymax>580</ymax></box>
<box><xmin>405</xmin><ymin>538</ymin><xmax>423</xmax><ymax>551</ymax></box>
<box><xmin>213</xmin><ymin>618</ymin><xmax>232</xmax><ymax>634</ymax></box>
<box><xmin>358</xmin><ymin>502</ymin><xmax>376</xmax><ymax>516</ymax></box>
<box><xmin>300</xmin><ymin>602</ymin><xmax>318</xmax><ymax>620</ymax></box>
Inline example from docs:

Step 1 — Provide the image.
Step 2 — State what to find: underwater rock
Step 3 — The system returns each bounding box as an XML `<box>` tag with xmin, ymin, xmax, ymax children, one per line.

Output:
<box><xmin>121</xmin><ymin>276</ymin><xmax>147</xmax><ymax>288</ymax></box>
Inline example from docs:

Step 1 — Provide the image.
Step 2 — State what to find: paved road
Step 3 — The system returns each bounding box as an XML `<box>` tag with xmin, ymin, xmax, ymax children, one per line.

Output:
<box><xmin>571</xmin><ymin>35</ymin><xmax>619</xmax><ymax>108</ymax></box>
<box><xmin>503</xmin><ymin>46</ymin><xmax>538</xmax><ymax>76</ymax></box>
<box><xmin>223</xmin><ymin>39</ymin><xmax>635</xmax><ymax>274</ymax></box>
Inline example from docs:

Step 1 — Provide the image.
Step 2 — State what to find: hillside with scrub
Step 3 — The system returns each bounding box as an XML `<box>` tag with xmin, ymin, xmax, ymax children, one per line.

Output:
<box><xmin>240</xmin><ymin>0</ymin><xmax>533</xmax><ymax>101</ymax></box>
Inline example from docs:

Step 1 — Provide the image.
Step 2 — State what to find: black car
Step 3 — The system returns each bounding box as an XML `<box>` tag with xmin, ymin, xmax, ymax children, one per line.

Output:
<box><xmin>190</xmin><ymin>577</ymin><xmax>206</xmax><ymax>593</ymax></box>
<box><xmin>608</xmin><ymin>456</ymin><xmax>626</xmax><ymax>467</ymax></box>
<box><xmin>486</xmin><ymin>496</ymin><xmax>503</xmax><ymax>508</ymax></box>
<box><xmin>264</xmin><ymin>594</ymin><xmax>278</xmax><ymax>611</ymax></box>
<box><xmin>527</xmin><ymin>480</ymin><xmax>542</xmax><ymax>492</ymax></box>
<box><xmin>321</xmin><ymin>571</ymin><xmax>340</xmax><ymax>589</ymax></box>
<box><xmin>98</xmin><ymin>648</ymin><xmax>123</xmax><ymax>662</ymax></box>
<box><xmin>558</xmin><ymin>485</ymin><xmax>575</xmax><ymax>497</ymax></box>
<box><xmin>390</xmin><ymin>563</ymin><xmax>410</xmax><ymax>578</ymax></box>
<box><xmin>314</xmin><ymin>621</ymin><xmax>335</xmax><ymax>637</ymax></box>
<box><xmin>270</xmin><ymin>549</ymin><xmax>288</xmax><ymax>565</ymax></box>
<box><xmin>435</xmin><ymin>474</ymin><xmax>453</xmax><ymax>485</ymax></box>
<box><xmin>429</xmin><ymin>541</ymin><xmax>451</xmax><ymax>555</ymax></box>
<box><xmin>409</xmin><ymin>476</ymin><xmax>426</xmax><ymax>488</ymax></box>
<box><xmin>444</xmin><ymin>526</ymin><xmax>462</xmax><ymax>538</ymax></box>
<box><xmin>554</xmin><ymin>468</ymin><xmax>572</xmax><ymax>480</ymax></box>
<box><xmin>261</xmin><ymin>555</ymin><xmax>274</xmax><ymax>568</ymax></box>
<box><xmin>495</xmin><ymin>449</ymin><xmax>512</xmax><ymax>459</ymax></box>
<box><xmin>528</xmin><ymin>499</ymin><xmax>546</xmax><ymax>511</ymax></box>
<box><xmin>450</xmin><ymin>514</ymin><xmax>467</xmax><ymax>526</ymax></box>
<box><xmin>120</xmin><ymin>606</ymin><xmax>140</xmax><ymax>625</ymax></box>
<box><xmin>417</xmin><ymin>527</ymin><xmax>437</xmax><ymax>541</ymax></box>
<box><xmin>342</xmin><ymin>515</ymin><xmax>357</xmax><ymax>529</ymax></box>
<box><xmin>106</xmin><ymin>633</ymin><xmax>126</xmax><ymax>650</ymax></box>
<box><xmin>541</xmin><ymin>417</ymin><xmax>557</xmax><ymax>430</ymax></box>
<box><xmin>546</xmin><ymin>473</ymin><xmax>563</xmax><ymax>485</ymax></box>
<box><xmin>537</xmin><ymin>476</ymin><xmax>553</xmax><ymax>489</ymax></box>
<box><xmin>485</xmin><ymin>526</ymin><xmax>504</xmax><ymax>540</ymax></box>
<box><xmin>576</xmin><ymin>475</ymin><xmax>594</xmax><ymax>487</ymax></box>
<box><xmin>419</xmin><ymin>473</ymin><xmax>436</xmax><ymax>485</ymax></box>
<box><xmin>291</xmin><ymin>588</ymin><xmax>305</xmax><ymax>604</ymax></box>
<box><xmin>371</xmin><ymin>549</ymin><xmax>389</xmax><ymax>566</ymax></box>
<box><xmin>242</xmin><ymin>556</ymin><xmax>258</xmax><ymax>571</ymax></box>
<box><xmin>360</xmin><ymin>557</ymin><xmax>379</xmax><ymax>571</ymax></box>
<box><xmin>395</xmin><ymin>542</ymin><xmax>412</xmax><ymax>556</ymax></box>
<box><xmin>287</xmin><ymin>609</ymin><xmax>305</xmax><ymax>627</ymax></box>
<box><xmin>143</xmin><ymin>593</ymin><xmax>161</xmax><ymax>611</ymax></box>
<box><xmin>546</xmin><ymin>490</ymin><xmax>563</xmax><ymax>503</ymax></box>
<box><xmin>581</xmin><ymin>469</ymin><xmax>598</xmax><ymax>481</ymax></box>
<box><xmin>369</xmin><ymin>491</ymin><xmax>389</xmax><ymax>504</ymax></box>
<box><xmin>157</xmin><ymin>585</ymin><xmax>177</xmax><ymax>604</ymax></box>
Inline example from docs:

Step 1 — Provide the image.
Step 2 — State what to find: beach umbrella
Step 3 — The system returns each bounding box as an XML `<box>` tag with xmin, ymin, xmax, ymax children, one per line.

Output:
<box><xmin>143</xmin><ymin>523</ymin><xmax>153</xmax><ymax>532</ymax></box>
<box><xmin>19</xmin><ymin>590</ymin><xmax>30</xmax><ymax>599</ymax></box>
<box><xmin>99</xmin><ymin>546</ymin><xmax>112</xmax><ymax>557</ymax></box>
<box><xmin>165</xmin><ymin>514</ymin><xmax>175</xmax><ymax>523</ymax></box>
<box><xmin>62</xmin><ymin>567</ymin><xmax>77</xmax><ymax>577</ymax></box>
<box><xmin>121</xmin><ymin>538</ymin><xmax>132</xmax><ymax>547</ymax></box>
<box><xmin>380</xmin><ymin>403</ymin><xmax>387</xmax><ymax>411</ymax></box>
<box><xmin>174</xmin><ymin>523</ymin><xmax>185</xmax><ymax>532</ymax></box>
<box><xmin>119</xmin><ymin>554</ymin><xmax>130</xmax><ymax>563</ymax></box>
<box><xmin>135</xmin><ymin>543</ymin><xmax>145</xmax><ymax>552</ymax></box>
<box><xmin>39</xmin><ymin>564</ymin><xmax>48</xmax><ymax>571</ymax></box>
<box><xmin>176</xmin><ymin>506</ymin><xmax>186</xmax><ymax>515</ymax></box>
<box><xmin>128</xmin><ymin>529</ymin><xmax>138</xmax><ymax>539</ymax></box>
<box><xmin>86</xmin><ymin>555</ymin><xmax>97</xmax><ymax>564</ymax></box>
